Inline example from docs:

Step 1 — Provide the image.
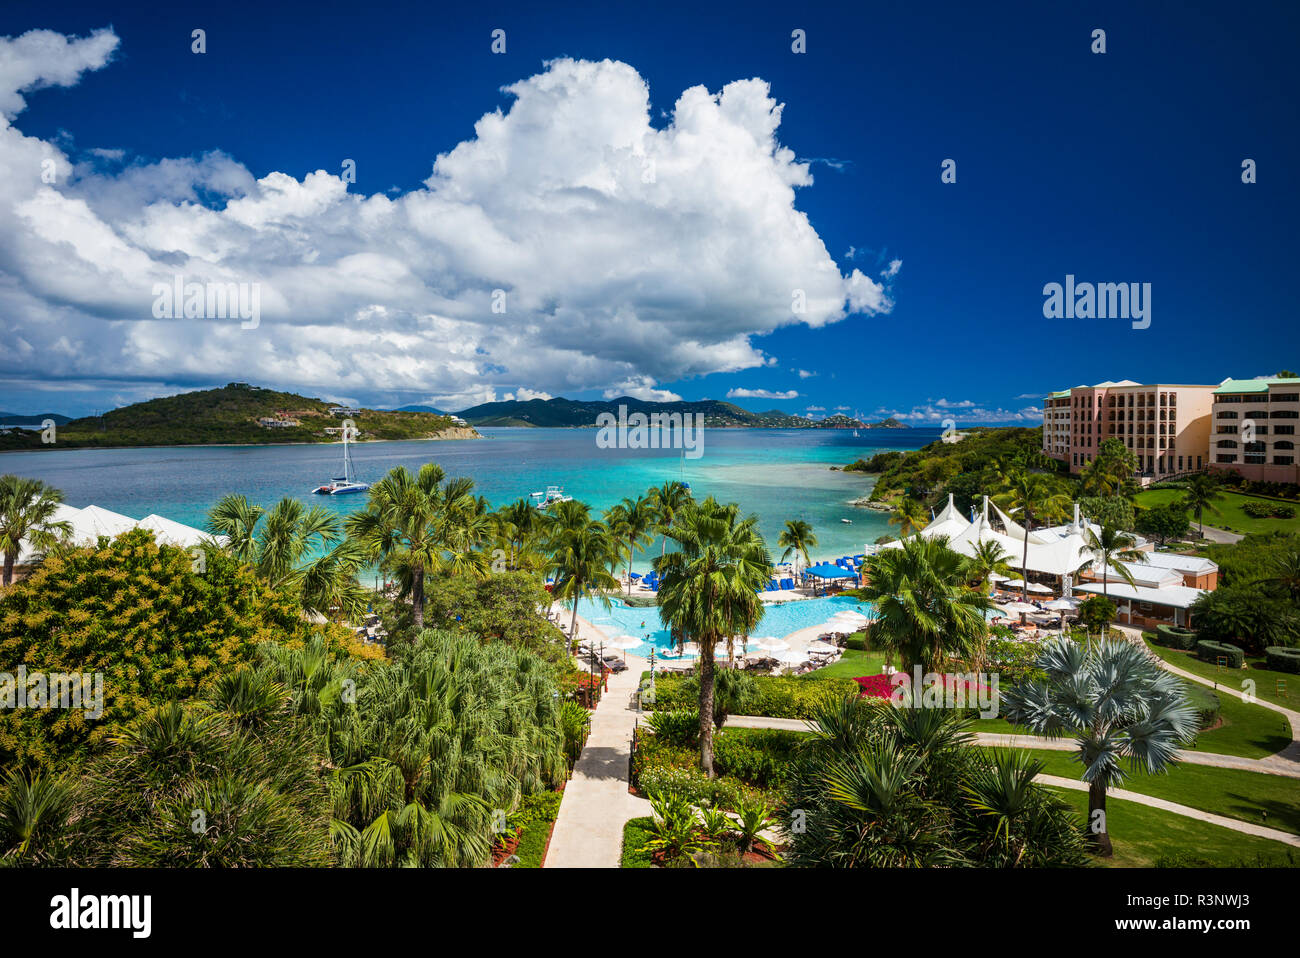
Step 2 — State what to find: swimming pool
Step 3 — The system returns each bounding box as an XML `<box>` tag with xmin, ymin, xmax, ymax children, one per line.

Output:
<box><xmin>572</xmin><ymin>593</ymin><xmax>874</xmax><ymax>659</ymax></box>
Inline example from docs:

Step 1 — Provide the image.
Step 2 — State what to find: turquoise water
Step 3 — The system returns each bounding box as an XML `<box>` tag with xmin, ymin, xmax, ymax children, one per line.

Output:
<box><xmin>1</xmin><ymin>426</ymin><xmax>937</xmax><ymax>570</ymax></box>
<box><xmin>573</xmin><ymin>593</ymin><xmax>873</xmax><ymax>658</ymax></box>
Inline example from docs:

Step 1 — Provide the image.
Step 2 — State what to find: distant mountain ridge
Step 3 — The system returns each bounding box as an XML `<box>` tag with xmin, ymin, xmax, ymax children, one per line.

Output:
<box><xmin>0</xmin><ymin>412</ymin><xmax>71</xmax><ymax>425</ymax></box>
<box><xmin>451</xmin><ymin>395</ymin><xmax>909</xmax><ymax>429</ymax></box>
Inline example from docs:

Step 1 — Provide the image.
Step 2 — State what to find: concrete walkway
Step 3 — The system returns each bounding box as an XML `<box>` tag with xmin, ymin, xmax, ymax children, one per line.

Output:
<box><xmin>544</xmin><ymin>614</ymin><xmax>650</xmax><ymax>868</ymax></box>
<box><xmin>1197</xmin><ymin>524</ymin><xmax>1244</xmax><ymax>544</ymax></box>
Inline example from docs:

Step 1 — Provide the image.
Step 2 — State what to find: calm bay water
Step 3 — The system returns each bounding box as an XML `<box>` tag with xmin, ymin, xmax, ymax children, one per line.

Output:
<box><xmin>1</xmin><ymin>427</ymin><xmax>938</xmax><ymax>569</ymax></box>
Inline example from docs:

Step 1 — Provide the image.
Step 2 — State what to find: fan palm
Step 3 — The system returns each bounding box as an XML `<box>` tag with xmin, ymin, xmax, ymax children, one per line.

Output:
<box><xmin>1001</xmin><ymin>636</ymin><xmax>1198</xmax><ymax>856</ymax></box>
<box><xmin>1181</xmin><ymin>473</ymin><xmax>1223</xmax><ymax>537</ymax></box>
<box><xmin>604</xmin><ymin>494</ymin><xmax>658</xmax><ymax>593</ymax></box>
<box><xmin>777</xmin><ymin>518</ymin><xmax>818</xmax><ymax>574</ymax></box>
<box><xmin>0</xmin><ymin>474</ymin><xmax>71</xmax><ymax>585</ymax></box>
<box><xmin>993</xmin><ymin>467</ymin><xmax>1071</xmax><ymax>600</ymax></box>
<box><xmin>964</xmin><ymin>539</ymin><xmax>1014</xmax><ymax>592</ymax></box>
<box><xmin>547</xmin><ymin>511</ymin><xmax>621</xmax><ymax>638</ymax></box>
<box><xmin>650</xmin><ymin>480</ymin><xmax>692</xmax><ymax>557</ymax></box>
<box><xmin>857</xmin><ymin>535</ymin><xmax>992</xmax><ymax>673</ymax></box>
<box><xmin>1076</xmin><ymin>522</ymin><xmax>1144</xmax><ymax>601</ymax></box>
<box><xmin>655</xmin><ymin>496</ymin><xmax>770</xmax><ymax>776</ymax></box>
<box><xmin>0</xmin><ymin>768</ymin><xmax>75</xmax><ymax>863</ymax></box>
<box><xmin>344</xmin><ymin>464</ymin><xmax>487</xmax><ymax>630</ymax></box>
<box><xmin>207</xmin><ymin>495</ymin><xmax>366</xmax><ymax>620</ymax></box>
<box><xmin>889</xmin><ymin>497</ymin><xmax>930</xmax><ymax>538</ymax></box>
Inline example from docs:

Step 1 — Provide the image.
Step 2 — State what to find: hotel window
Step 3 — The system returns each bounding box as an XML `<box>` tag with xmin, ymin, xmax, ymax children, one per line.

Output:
<box><xmin>1277</xmin><ymin>425</ymin><xmax>1296</xmax><ymax>435</ymax></box>
<box><xmin>1217</xmin><ymin>454</ymin><xmax>1237</xmax><ymax>463</ymax></box>
<box><xmin>1271</xmin><ymin>393</ymin><xmax>1299</xmax><ymax>402</ymax></box>
<box><xmin>1245</xmin><ymin>442</ymin><xmax>1266</xmax><ymax>453</ymax></box>
<box><xmin>1216</xmin><ymin>440</ymin><xmax>1237</xmax><ymax>448</ymax></box>
<box><xmin>1246</xmin><ymin>409</ymin><xmax>1268</xmax><ymax>420</ymax></box>
<box><xmin>1218</xmin><ymin>395</ymin><xmax>1243</xmax><ymax>403</ymax></box>
<box><xmin>1273</xmin><ymin>410</ymin><xmax>1300</xmax><ymax>419</ymax></box>
<box><xmin>1275</xmin><ymin>441</ymin><xmax>1295</xmax><ymax>450</ymax></box>
<box><xmin>1276</xmin><ymin>456</ymin><xmax>1296</xmax><ymax>465</ymax></box>
<box><xmin>1178</xmin><ymin>456</ymin><xmax>1183</xmax><ymax>470</ymax></box>
<box><xmin>1216</xmin><ymin>411</ymin><xmax>1238</xmax><ymax>419</ymax></box>
<box><xmin>1245</xmin><ymin>455</ymin><xmax>1267</xmax><ymax>464</ymax></box>
<box><xmin>1217</xmin><ymin>426</ymin><xmax>1238</xmax><ymax>434</ymax></box>
<box><xmin>1197</xmin><ymin>456</ymin><xmax>1202</xmax><ymax>469</ymax></box>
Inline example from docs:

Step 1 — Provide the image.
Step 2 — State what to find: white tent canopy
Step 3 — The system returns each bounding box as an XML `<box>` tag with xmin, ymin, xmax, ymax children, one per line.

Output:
<box><xmin>16</xmin><ymin>504</ymin><xmax>221</xmax><ymax>564</ymax></box>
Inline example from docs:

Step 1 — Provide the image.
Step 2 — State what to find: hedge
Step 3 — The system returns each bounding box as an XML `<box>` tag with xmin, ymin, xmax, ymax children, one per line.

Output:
<box><xmin>1195</xmin><ymin>640</ymin><xmax>1245</xmax><ymax>669</ymax></box>
<box><xmin>1264</xmin><ymin>646</ymin><xmax>1300</xmax><ymax>675</ymax></box>
<box><xmin>649</xmin><ymin>673</ymin><xmax>858</xmax><ymax>719</ymax></box>
<box><xmin>1184</xmin><ymin>684</ymin><xmax>1222</xmax><ymax>731</ymax></box>
<box><xmin>1155</xmin><ymin>624</ymin><xmax>1197</xmax><ymax>651</ymax></box>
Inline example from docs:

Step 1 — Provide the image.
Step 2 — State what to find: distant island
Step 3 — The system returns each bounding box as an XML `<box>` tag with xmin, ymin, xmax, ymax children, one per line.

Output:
<box><xmin>0</xmin><ymin>383</ymin><xmax>479</xmax><ymax>451</ymax></box>
<box><xmin>452</xmin><ymin>396</ymin><xmax>911</xmax><ymax>430</ymax></box>
<box><xmin>0</xmin><ymin>386</ymin><xmax>912</xmax><ymax>450</ymax></box>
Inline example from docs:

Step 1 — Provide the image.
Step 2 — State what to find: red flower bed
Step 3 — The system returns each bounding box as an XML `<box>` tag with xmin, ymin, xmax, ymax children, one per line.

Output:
<box><xmin>853</xmin><ymin>673</ymin><xmax>895</xmax><ymax>698</ymax></box>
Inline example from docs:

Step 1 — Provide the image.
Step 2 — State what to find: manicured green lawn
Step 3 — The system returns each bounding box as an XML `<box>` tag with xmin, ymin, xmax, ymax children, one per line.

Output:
<box><xmin>1134</xmin><ymin>487</ymin><xmax>1300</xmax><ymax>535</ymax></box>
<box><xmin>1182</xmin><ymin>688</ymin><xmax>1292</xmax><ymax>758</ymax></box>
<box><xmin>799</xmin><ymin>648</ymin><xmax>886</xmax><ymax>680</ymax></box>
<box><xmin>1023</xmin><ymin>748</ymin><xmax>1300</xmax><ymax>836</ymax></box>
<box><xmin>1144</xmin><ymin>637</ymin><xmax>1299</xmax><ymax>710</ymax></box>
<box><xmin>1045</xmin><ymin>788</ymin><xmax>1298</xmax><ymax>867</ymax></box>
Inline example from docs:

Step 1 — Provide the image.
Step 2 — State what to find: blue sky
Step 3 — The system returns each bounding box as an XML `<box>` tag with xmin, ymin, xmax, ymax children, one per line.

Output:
<box><xmin>1</xmin><ymin>0</ymin><xmax>1297</xmax><ymax>423</ymax></box>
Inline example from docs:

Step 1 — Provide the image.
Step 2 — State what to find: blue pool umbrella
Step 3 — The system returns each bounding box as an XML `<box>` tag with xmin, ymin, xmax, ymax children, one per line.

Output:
<box><xmin>805</xmin><ymin>563</ymin><xmax>856</xmax><ymax>579</ymax></box>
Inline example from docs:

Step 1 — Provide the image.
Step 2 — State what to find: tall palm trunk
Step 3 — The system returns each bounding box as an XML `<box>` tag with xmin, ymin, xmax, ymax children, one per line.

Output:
<box><xmin>1021</xmin><ymin>532</ymin><xmax>1030</xmax><ymax>602</ymax></box>
<box><xmin>1088</xmin><ymin>780</ymin><xmax>1113</xmax><ymax>856</ymax></box>
<box><xmin>412</xmin><ymin>567</ymin><xmax>425</xmax><ymax>631</ymax></box>
<box><xmin>569</xmin><ymin>581</ymin><xmax>581</xmax><ymax>638</ymax></box>
<box><xmin>627</xmin><ymin>537</ymin><xmax>634</xmax><ymax>594</ymax></box>
<box><xmin>2</xmin><ymin>550</ymin><xmax>14</xmax><ymax>587</ymax></box>
<box><xmin>698</xmin><ymin>644</ymin><xmax>716</xmax><ymax>778</ymax></box>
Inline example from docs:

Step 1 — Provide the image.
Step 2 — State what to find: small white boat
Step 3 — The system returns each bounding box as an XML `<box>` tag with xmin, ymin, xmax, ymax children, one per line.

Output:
<box><xmin>313</xmin><ymin>427</ymin><xmax>369</xmax><ymax>495</ymax></box>
<box><xmin>530</xmin><ymin>485</ymin><xmax>573</xmax><ymax>509</ymax></box>
<box><xmin>841</xmin><ymin>518</ymin><xmax>852</xmax><ymax>524</ymax></box>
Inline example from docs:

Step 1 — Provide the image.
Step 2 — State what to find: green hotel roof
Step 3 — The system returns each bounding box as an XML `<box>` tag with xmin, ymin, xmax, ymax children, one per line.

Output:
<box><xmin>1214</xmin><ymin>377</ymin><xmax>1300</xmax><ymax>394</ymax></box>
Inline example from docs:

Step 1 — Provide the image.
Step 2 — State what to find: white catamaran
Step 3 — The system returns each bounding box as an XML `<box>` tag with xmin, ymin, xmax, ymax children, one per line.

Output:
<box><xmin>312</xmin><ymin>426</ymin><xmax>369</xmax><ymax>495</ymax></box>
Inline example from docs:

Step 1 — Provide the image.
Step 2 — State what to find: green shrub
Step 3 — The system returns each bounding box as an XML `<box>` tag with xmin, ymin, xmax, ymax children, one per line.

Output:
<box><xmin>630</xmin><ymin>732</ymin><xmax>697</xmax><ymax>787</ymax></box>
<box><xmin>1183</xmin><ymin>684</ymin><xmax>1221</xmax><ymax>731</ymax></box>
<box><xmin>1265</xmin><ymin>646</ymin><xmax>1300</xmax><ymax>674</ymax></box>
<box><xmin>621</xmin><ymin>816</ymin><xmax>656</xmax><ymax>868</ymax></box>
<box><xmin>649</xmin><ymin>673</ymin><xmax>857</xmax><ymax>719</ymax></box>
<box><xmin>508</xmin><ymin>791</ymin><xmax>563</xmax><ymax>868</ymax></box>
<box><xmin>1195</xmin><ymin>640</ymin><xmax>1245</xmax><ymax>669</ymax></box>
<box><xmin>636</xmin><ymin>765</ymin><xmax>747</xmax><ymax>810</ymax></box>
<box><xmin>1155</xmin><ymin>624</ymin><xmax>1197</xmax><ymax>651</ymax></box>
<box><xmin>645</xmin><ymin>709</ymin><xmax>700</xmax><ymax>747</ymax></box>
<box><xmin>712</xmin><ymin>728</ymin><xmax>807</xmax><ymax>789</ymax></box>
<box><xmin>1244</xmin><ymin>500</ymin><xmax>1274</xmax><ymax>519</ymax></box>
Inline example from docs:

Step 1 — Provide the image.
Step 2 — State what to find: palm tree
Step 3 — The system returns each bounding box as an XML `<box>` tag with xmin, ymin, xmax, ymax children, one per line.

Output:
<box><xmin>777</xmin><ymin>519</ymin><xmax>818</xmax><ymax>576</ymax></box>
<box><xmin>1078</xmin><ymin>439</ymin><xmax>1138</xmax><ymax>496</ymax></box>
<box><xmin>208</xmin><ymin>495</ymin><xmax>366</xmax><ymax>620</ymax></box>
<box><xmin>650</xmin><ymin>480</ymin><xmax>692</xmax><ymax>557</ymax></box>
<box><xmin>889</xmin><ymin>497</ymin><xmax>930</xmax><ymax>538</ymax></box>
<box><xmin>1076</xmin><ymin>522</ymin><xmax>1144</xmax><ymax>601</ymax></box>
<box><xmin>496</xmin><ymin>498</ymin><xmax>539</xmax><ymax>571</ymax></box>
<box><xmin>0</xmin><ymin>768</ymin><xmax>74</xmax><ymax>864</ymax></box>
<box><xmin>604</xmin><ymin>495</ymin><xmax>658</xmax><ymax>594</ymax></box>
<box><xmin>1256</xmin><ymin>545</ymin><xmax>1300</xmax><ymax>603</ymax></box>
<box><xmin>655</xmin><ymin>497</ymin><xmax>770</xmax><ymax>776</ymax></box>
<box><xmin>1002</xmin><ymin>636</ymin><xmax>1197</xmax><ymax>856</ymax></box>
<box><xmin>858</xmin><ymin>535</ymin><xmax>993</xmax><ymax>673</ymax></box>
<box><xmin>548</xmin><ymin>510</ymin><xmax>621</xmax><ymax>638</ymax></box>
<box><xmin>964</xmin><ymin>539</ymin><xmax>1014</xmax><ymax>592</ymax></box>
<box><xmin>994</xmin><ymin>467</ymin><xmax>1070</xmax><ymax>601</ymax></box>
<box><xmin>1181</xmin><ymin>473</ymin><xmax>1223</xmax><ymax>537</ymax></box>
<box><xmin>345</xmin><ymin>464</ymin><xmax>485</xmax><ymax>630</ymax></box>
<box><xmin>0</xmin><ymin>475</ymin><xmax>71</xmax><ymax>586</ymax></box>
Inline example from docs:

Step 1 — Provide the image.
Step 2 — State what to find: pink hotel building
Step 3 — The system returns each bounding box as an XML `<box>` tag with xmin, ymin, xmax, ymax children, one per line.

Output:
<box><xmin>1041</xmin><ymin>380</ymin><xmax>1216</xmax><ymax>479</ymax></box>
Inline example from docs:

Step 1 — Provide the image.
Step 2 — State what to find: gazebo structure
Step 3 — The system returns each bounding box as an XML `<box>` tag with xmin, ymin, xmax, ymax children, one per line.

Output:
<box><xmin>802</xmin><ymin>562</ymin><xmax>858</xmax><ymax>595</ymax></box>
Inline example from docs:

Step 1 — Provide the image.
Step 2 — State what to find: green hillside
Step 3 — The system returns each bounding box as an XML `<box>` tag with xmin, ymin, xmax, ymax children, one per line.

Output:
<box><xmin>456</xmin><ymin>395</ymin><xmax>884</xmax><ymax>429</ymax></box>
<box><xmin>0</xmin><ymin>383</ymin><xmax>477</xmax><ymax>450</ymax></box>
